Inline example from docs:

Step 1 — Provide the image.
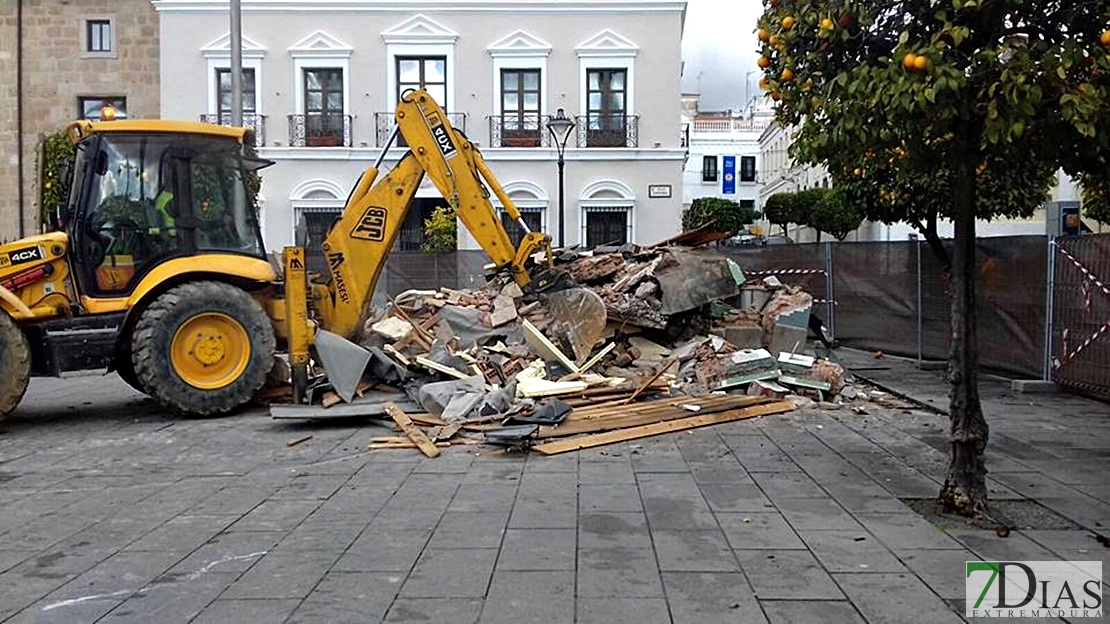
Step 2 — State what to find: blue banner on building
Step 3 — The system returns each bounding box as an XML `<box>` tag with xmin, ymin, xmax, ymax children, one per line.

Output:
<box><xmin>722</xmin><ymin>156</ymin><xmax>736</xmax><ymax>194</ymax></box>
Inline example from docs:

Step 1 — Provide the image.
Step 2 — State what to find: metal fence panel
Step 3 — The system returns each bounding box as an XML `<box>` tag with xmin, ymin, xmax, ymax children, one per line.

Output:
<box><xmin>1052</xmin><ymin>234</ymin><xmax>1110</xmax><ymax>399</ymax></box>
<box><xmin>830</xmin><ymin>241</ymin><xmax>919</xmax><ymax>355</ymax></box>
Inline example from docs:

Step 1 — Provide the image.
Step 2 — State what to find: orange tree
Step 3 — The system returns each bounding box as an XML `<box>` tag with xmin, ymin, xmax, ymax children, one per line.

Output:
<box><xmin>757</xmin><ymin>0</ymin><xmax>1110</xmax><ymax>517</ymax></box>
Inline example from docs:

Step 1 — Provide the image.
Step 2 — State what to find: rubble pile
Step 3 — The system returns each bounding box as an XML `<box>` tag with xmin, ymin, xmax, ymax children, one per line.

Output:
<box><xmin>270</xmin><ymin>242</ymin><xmax>856</xmax><ymax>455</ymax></box>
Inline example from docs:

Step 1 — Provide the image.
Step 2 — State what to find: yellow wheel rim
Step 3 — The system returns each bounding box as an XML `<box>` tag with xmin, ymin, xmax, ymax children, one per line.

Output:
<box><xmin>170</xmin><ymin>312</ymin><xmax>251</xmax><ymax>390</ymax></box>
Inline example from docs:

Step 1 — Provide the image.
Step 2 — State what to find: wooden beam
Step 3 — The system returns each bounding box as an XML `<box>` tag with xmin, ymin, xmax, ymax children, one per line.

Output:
<box><xmin>532</xmin><ymin>401</ymin><xmax>795</xmax><ymax>455</ymax></box>
<box><xmin>384</xmin><ymin>402</ymin><xmax>440</xmax><ymax>458</ymax></box>
<box><xmin>621</xmin><ymin>356</ymin><xmax>678</xmax><ymax>404</ymax></box>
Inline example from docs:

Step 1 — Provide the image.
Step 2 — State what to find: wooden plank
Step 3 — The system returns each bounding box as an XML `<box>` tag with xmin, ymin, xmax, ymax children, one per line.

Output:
<box><xmin>621</xmin><ymin>356</ymin><xmax>679</xmax><ymax>404</ymax></box>
<box><xmin>558</xmin><ymin>343</ymin><xmax>617</xmax><ymax>382</ymax></box>
<box><xmin>532</xmin><ymin>401</ymin><xmax>795</xmax><ymax>455</ymax></box>
<box><xmin>537</xmin><ymin>396</ymin><xmax>770</xmax><ymax>438</ymax></box>
<box><xmin>408</xmin><ymin>412</ymin><xmax>447</xmax><ymax>427</ymax></box>
<box><xmin>384</xmin><ymin>402</ymin><xmax>441</xmax><ymax>458</ymax></box>
<box><xmin>521</xmin><ymin>319</ymin><xmax>580</xmax><ymax>374</ymax></box>
<box><xmin>415</xmin><ymin>356</ymin><xmax>472</xmax><ymax>380</ymax></box>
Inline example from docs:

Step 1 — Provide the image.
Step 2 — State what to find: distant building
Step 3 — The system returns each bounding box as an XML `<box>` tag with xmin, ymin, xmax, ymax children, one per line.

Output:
<box><xmin>0</xmin><ymin>0</ymin><xmax>160</xmax><ymax>241</ymax></box>
<box><xmin>681</xmin><ymin>94</ymin><xmax>773</xmax><ymax>226</ymax></box>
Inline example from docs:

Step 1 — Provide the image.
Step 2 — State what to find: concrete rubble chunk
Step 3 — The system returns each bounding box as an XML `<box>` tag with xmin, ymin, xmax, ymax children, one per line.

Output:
<box><xmin>489</xmin><ymin>294</ymin><xmax>519</xmax><ymax>327</ymax></box>
<box><xmin>654</xmin><ymin>248</ymin><xmax>741</xmax><ymax>315</ymax></box>
<box><xmin>371</xmin><ymin>316</ymin><xmax>413</xmax><ymax>341</ymax></box>
<box><xmin>564</xmin><ymin>253</ymin><xmax>625</xmax><ymax>283</ymax></box>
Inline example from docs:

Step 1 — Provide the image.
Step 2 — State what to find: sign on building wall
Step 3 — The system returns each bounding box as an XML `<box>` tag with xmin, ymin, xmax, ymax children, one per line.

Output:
<box><xmin>722</xmin><ymin>156</ymin><xmax>736</xmax><ymax>195</ymax></box>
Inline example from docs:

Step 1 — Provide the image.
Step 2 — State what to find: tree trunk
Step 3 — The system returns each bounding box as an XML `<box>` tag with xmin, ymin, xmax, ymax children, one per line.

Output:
<box><xmin>939</xmin><ymin>123</ymin><xmax>989</xmax><ymax>518</ymax></box>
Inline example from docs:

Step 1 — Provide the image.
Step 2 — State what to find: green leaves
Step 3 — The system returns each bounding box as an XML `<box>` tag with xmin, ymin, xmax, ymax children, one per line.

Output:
<box><xmin>682</xmin><ymin>197</ymin><xmax>761</xmax><ymax>233</ymax></box>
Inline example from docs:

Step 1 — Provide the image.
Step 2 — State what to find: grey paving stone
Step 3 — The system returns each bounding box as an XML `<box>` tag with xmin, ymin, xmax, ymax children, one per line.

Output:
<box><xmin>699</xmin><ymin>482</ymin><xmax>773</xmax><ymax>512</ymax></box>
<box><xmin>687</xmin><ymin>461</ymin><xmax>754</xmax><ymax>485</ymax></box>
<box><xmin>854</xmin><ymin>512</ymin><xmax>961</xmax><ymax>550</ymax></box>
<box><xmin>401</xmin><ymin>548</ymin><xmax>499</xmax><ymax>597</ymax></box>
<box><xmin>167</xmin><ymin>532</ymin><xmax>278</xmax><ymax>577</ymax></box>
<box><xmin>735</xmin><ymin>550</ymin><xmax>844</xmax><ymax>600</ymax></box>
<box><xmin>579</xmin><ymin>459</ymin><xmax>637</xmax><ymax>484</ymax></box>
<box><xmin>509</xmin><ymin>494</ymin><xmax>577</xmax><ymax>529</ymax></box>
<box><xmin>580</xmin><ymin>483</ymin><xmax>644</xmax><ymax>512</ymax></box>
<box><xmin>271</xmin><ymin>520</ymin><xmax>366</xmax><ymax>553</ymax></box>
<box><xmin>427</xmin><ymin>511</ymin><xmax>509</xmax><ymax>550</ymax></box>
<box><xmin>651</xmin><ymin>529</ymin><xmax>739</xmax><ymax>572</ymax></box>
<box><xmin>945</xmin><ymin>528</ymin><xmax>1062</xmax><ymax>562</ymax></box>
<box><xmin>1022</xmin><ymin>529</ymin><xmax>1110</xmax><ymax>565</ymax></box>
<box><xmin>577</xmin><ymin>546</ymin><xmax>664</xmax><ymax>598</ymax></box>
<box><xmin>191</xmin><ymin>598</ymin><xmax>301</xmax><ymax>624</ymax></box>
<box><xmin>222</xmin><ymin>551</ymin><xmax>336</xmax><ymax>599</ymax></box>
<box><xmin>895</xmin><ymin>548</ymin><xmax>980</xmax><ymax>600</ymax></box>
<box><xmin>760</xmin><ymin>600</ymin><xmax>864</xmax><ymax>624</ymax></box>
<box><xmin>751</xmin><ymin>471</ymin><xmax>828</xmax><ymax>500</ymax></box>
<box><xmin>834</xmin><ymin>572</ymin><xmax>964</xmax><ymax>623</ymax></box>
<box><xmin>99</xmin><ymin>572</ymin><xmax>236</xmax><ymax>623</ymax></box>
<box><xmin>480</xmin><ymin>570</ymin><xmax>575</xmax><ymax>624</ymax></box>
<box><xmin>228</xmin><ymin>499</ymin><xmax>321</xmax><ymax>532</ymax></box>
<box><xmin>827</xmin><ymin>491</ymin><xmax>913</xmax><ymax>514</ymax></box>
<box><xmin>385</xmin><ymin>597</ymin><xmax>484</xmax><ymax>624</ymax></box>
<box><xmin>287</xmin><ymin>571</ymin><xmax>403</xmax><ymax>624</ymax></box>
<box><xmin>0</xmin><ymin>551</ymin><xmax>31</xmax><ymax>574</ymax></box>
<box><xmin>721</xmin><ymin>435</ymin><xmax>801</xmax><ymax>472</ymax></box>
<box><xmin>497</xmin><ymin>528</ymin><xmax>576</xmax><ymax>570</ymax></box>
<box><xmin>661</xmin><ymin>571</ymin><xmax>766</xmax><ymax>623</ymax></box>
<box><xmin>332</xmin><ymin>529</ymin><xmax>430</xmax><ymax>572</ymax></box>
<box><xmin>523</xmin><ymin>452</ymin><xmax>578</xmax><ymax>474</ymax></box>
<box><xmin>799</xmin><ymin>530</ymin><xmax>906</xmax><ymax>573</ymax></box>
<box><xmin>190</xmin><ymin>486</ymin><xmax>273</xmax><ymax>516</ymax></box>
<box><xmin>776</xmin><ymin>497</ymin><xmax>863</xmax><ymax>531</ymax></box>
<box><xmin>270</xmin><ymin>474</ymin><xmax>350</xmax><ymax>500</ymax></box>
<box><xmin>578</xmin><ymin>512</ymin><xmax>654</xmax><ymax>550</ymax></box>
<box><xmin>448</xmin><ymin>482</ymin><xmax>520</xmax><ymax>513</ymax></box>
<box><xmin>578</xmin><ymin>597</ymin><xmax>671</xmax><ymax>624</ymax></box>
<box><xmin>717</xmin><ymin>512</ymin><xmax>807</xmax><ymax>550</ymax></box>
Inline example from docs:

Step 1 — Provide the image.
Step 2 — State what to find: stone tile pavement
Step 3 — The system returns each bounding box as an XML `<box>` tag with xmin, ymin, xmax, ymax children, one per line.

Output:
<box><xmin>0</xmin><ymin>350</ymin><xmax>1106</xmax><ymax>623</ymax></box>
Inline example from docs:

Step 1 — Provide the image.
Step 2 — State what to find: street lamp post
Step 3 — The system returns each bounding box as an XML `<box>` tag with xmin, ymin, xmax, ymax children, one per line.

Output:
<box><xmin>546</xmin><ymin>108</ymin><xmax>575</xmax><ymax>248</ymax></box>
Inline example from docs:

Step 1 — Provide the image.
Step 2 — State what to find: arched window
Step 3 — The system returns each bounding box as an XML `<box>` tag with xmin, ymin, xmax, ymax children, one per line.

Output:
<box><xmin>579</xmin><ymin>180</ymin><xmax>635</xmax><ymax>247</ymax></box>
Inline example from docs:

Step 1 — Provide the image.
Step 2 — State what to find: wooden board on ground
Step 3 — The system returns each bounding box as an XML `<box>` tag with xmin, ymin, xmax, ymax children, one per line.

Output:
<box><xmin>532</xmin><ymin>400</ymin><xmax>795</xmax><ymax>455</ymax></box>
<box><xmin>537</xmin><ymin>395</ymin><xmax>770</xmax><ymax>438</ymax></box>
<box><xmin>384</xmin><ymin>402</ymin><xmax>441</xmax><ymax>458</ymax></box>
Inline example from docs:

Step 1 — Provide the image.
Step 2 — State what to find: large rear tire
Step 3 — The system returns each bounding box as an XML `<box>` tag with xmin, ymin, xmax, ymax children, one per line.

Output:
<box><xmin>132</xmin><ymin>281</ymin><xmax>275</xmax><ymax>416</ymax></box>
<box><xmin>0</xmin><ymin>313</ymin><xmax>31</xmax><ymax>420</ymax></box>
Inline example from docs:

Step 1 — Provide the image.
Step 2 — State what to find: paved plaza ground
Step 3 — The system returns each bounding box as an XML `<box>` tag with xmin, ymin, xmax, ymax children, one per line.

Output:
<box><xmin>0</xmin><ymin>349</ymin><xmax>1107</xmax><ymax>623</ymax></box>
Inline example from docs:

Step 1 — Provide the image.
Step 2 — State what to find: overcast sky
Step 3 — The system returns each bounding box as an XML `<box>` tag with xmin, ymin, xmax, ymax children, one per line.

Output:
<box><xmin>681</xmin><ymin>0</ymin><xmax>764</xmax><ymax>112</ymax></box>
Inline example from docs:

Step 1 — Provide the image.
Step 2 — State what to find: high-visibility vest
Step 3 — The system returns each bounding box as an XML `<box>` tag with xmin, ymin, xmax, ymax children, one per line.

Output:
<box><xmin>150</xmin><ymin>191</ymin><xmax>177</xmax><ymax>235</ymax></box>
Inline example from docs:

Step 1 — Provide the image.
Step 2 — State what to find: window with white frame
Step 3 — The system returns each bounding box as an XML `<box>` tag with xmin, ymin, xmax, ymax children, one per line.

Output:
<box><xmin>495</xmin><ymin>182</ymin><xmax>549</xmax><ymax>247</ymax></box>
<box><xmin>289</xmin><ymin>31</ymin><xmax>352</xmax><ymax>148</ymax></box>
<box><xmin>382</xmin><ymin>14</ymin><xmax>458</xmax><ymax>113</ymax></box>
<box><xmin>200</xmin><ymin>33</ymin><xmax>267</xmax><ymax>138</ymax></box>
<box><xmin>487</xmin><ymin>30</ymin><xmax>551</xmax><ymax>148</ymax></box>
<box><xmin>216</xmin><ymin>68</ymin><xmax>257</xmax><ymax>119</ymax></box>
<box><xmin>740</xmin><ymin>156</ymin><xmax>757</xmax><ymax>182</ymax></box>
<box><xmin>702</xmin><ymin>155</ymin><xmax>718</xmax><ymax>182</ymax></box>
<box><xmin>579</xmin><ymin>180</ymin><xmax>635</xmax><ymax>248</ymax></box>
<box><xmin>576</xmin><ymin>30</ymin><xmax>639</xmax><ymax>149</ymax></box>
<box><xmin>82</xmin><ymin>17</ymin><xmax>116</xmax><ymax>58</ymax></box>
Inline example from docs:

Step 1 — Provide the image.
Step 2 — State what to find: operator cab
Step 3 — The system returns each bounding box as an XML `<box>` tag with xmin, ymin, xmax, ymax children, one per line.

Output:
<box><xmin>64</xmin><ymin>123</ymin><xmax>269</xmax><ymax>297</ymax></box>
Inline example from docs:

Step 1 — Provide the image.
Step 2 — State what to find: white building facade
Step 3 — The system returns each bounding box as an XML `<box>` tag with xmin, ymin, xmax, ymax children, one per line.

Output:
<box><xmin>154</xmin><ymin>0</ymin><xmax>687</xmax><ymax>253</ymax></box>
<box><xmin>681</xmin><ymin>95</ymin><xmax>774</xmax><ymax>219</ymax></box>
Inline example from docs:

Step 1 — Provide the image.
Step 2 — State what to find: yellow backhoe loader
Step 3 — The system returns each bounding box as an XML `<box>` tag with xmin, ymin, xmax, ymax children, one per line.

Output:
<box><xmin>0</xmin><ymin>90</ymin><xmax>604</xmax><ymax>418</ymax></box>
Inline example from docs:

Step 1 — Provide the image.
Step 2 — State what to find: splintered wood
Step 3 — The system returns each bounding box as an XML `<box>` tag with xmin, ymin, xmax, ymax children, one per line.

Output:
<box><xmin>383</xmin><ymin>402</ymin><xmax>441</xmax><ymax>458</ymax></box>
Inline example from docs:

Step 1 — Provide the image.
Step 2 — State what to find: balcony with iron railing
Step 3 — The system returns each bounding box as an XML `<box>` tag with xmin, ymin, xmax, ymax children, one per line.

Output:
<box><xmin>487</xmin><ymin>114</ymin><xmax>554</xmax><ymax>148</ymax></box>
<box><xmin>287</xmin><ymin>113</ymin><xmax>353</xmax><ymax>147</ymax></box>
<box><xmin>575</xmin><ymin>114</ymin><xmax>639</xmax><ymax>148</ymax></box>
<box><xmin>375</xmin><ymin>111</ymin><xmax>467</xmax><ymax>147</ymax></box>
<box><xmin>198</xmin><ymin>113</ymin><xmax>267</xmax><ymax>147</ymax></box>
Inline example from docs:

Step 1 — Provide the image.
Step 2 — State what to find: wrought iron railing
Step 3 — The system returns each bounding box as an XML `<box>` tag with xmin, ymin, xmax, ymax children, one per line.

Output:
<box><xmin>375</xmin><ymin>111</ymin><xmax>467</xmax><ymax>147</ymax></box>
<box><xmin>575</xmin><ymin>114</ymin><xmax>639</xmax><ymax>148</ymax></box>
<box><xmin>487</xmin><ymin>114</ymin><xmax>552</xmax><ymax>148</ymax></box>
<box><xmin>287</xmin><ymin>113</ymin><xmax>352</xmax><ymax>147</ymax></box>
<box><xmin>198</xmin><ymin>113</ymin><xmax>267</xmax><ymax>147</ymax></box>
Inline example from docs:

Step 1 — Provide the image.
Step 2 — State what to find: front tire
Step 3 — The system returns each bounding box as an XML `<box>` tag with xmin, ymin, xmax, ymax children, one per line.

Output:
<box><xmin>132</xmin><ymin>281</ymin><xmax>275</xmax><ymax>416</ymax></box>
<box><xmin>0</xmin><ymin>313</ymin><xmax>31</xmax><ymax>419</ymax></box>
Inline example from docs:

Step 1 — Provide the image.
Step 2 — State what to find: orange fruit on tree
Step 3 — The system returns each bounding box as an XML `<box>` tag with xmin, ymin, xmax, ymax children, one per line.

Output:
<box><xmin>758</xmin><ymin>28</ymin><xmax>770</xmax><ymax>42</ymax></box>
<box><xmin>902</xmin><ymin>53</ymin><xmax>917</xmax><ymax>70</ymax></box>
<box><xmin>771</xmin><ymin>91</ymin><xmax>782</xmax><ymax>101</ymax></box>
<box><xmin>782</xmin><ymin>16</ymin><xmax>796</xmax><ymax>29</ymax></box>
<box><xmin>758</xmin><ymin>55</ymin><xmax>771</xmax><ymax>69</ymax></box>
<box><xmin>769</xmin><ymin>34</ymin><xmax>780</xmax><ymax>46</ymax></box>
<box><xmin>820</xmin><ymin>18</ymin><xmax>834</xmax><ymax>30</ymax></box>
<box><xmin>759</xmin><ymin>77</ymin><xmax>770</xmax><ymax>90</ymax></box>
<box><xmin>781</xmin><ymin>68</ymin><xmax>794</xmax><ymax>81</ymax></box>
<box><xmin>914</xmin><ymin>55</ymin><xmax>928</xmax><ymax>71</ymax></box>
<box><xmin>1101</xmin><ymin>30</ymin><xmax>1110</xmax><ymax>46</ymax></box>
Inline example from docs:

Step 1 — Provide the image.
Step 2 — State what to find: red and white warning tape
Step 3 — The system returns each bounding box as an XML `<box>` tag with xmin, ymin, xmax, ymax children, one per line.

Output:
<box><xmin>1057</xmin><ymin>321</ymin><xmax>1110</xmax><ymax>368</ymax></box>
<box><xmin>1058</xmin><ymin>247</ymin><xmax>1110</xmax><ymax>297</ymax></box>
<box><xmin>745</xmin><ymin>268</ymin><xmax>828</xmax><ymax>276</ymax></box>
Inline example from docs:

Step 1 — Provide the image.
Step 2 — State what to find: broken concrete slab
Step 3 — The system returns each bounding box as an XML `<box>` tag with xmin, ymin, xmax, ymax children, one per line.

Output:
<box><xmin>371</xmin><ymin>316</ymin><xmax>413</xmax><ymax>341</ymax></box>
<box><xmin>489</xmin><ymin>295</ymin><xmax>519</xmax><ymax>327</ymax></box>
<box><xmin>654</xmin><ymin>248</ymin><xmax>741</xmax><ymax>315</ymax></box>
<box><xmin>628</xmin><ymin>336</ymin><xmax>671</xmax><ymax>360</ymax></box>
<box><xmin>441</xmin><ymin>390</ymin><xmax>486</xmax><ymax>423</ymax></box>
<box><xmin>546</xmin><ymin>287</ymin><xmax>608</xmax><ymax>363</ymax></box>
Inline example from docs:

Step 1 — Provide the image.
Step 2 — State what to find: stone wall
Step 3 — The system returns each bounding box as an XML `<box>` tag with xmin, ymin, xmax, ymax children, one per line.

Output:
<box><xmin>0</xmin><ymin>0</ymin><xmax>159</xmax><ymax>241</ymax></box>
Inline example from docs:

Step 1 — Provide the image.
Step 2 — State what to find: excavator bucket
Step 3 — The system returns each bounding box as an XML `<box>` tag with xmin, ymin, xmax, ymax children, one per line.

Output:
<box><xmin>545</xmin><ymin>287</ymin><xmax>608</xmax><ymax>364</ymax></box>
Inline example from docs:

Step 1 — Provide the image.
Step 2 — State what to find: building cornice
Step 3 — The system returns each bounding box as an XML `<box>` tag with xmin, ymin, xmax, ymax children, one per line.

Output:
<box><xmin>153</xmin><ymin>0</ymin><xmax>686</xmax><ymax>13</ymax></box>
<box><xmin>258</xmin><ymin>146</ymin><xmax>688</xmax><ymax>161</ymax></box>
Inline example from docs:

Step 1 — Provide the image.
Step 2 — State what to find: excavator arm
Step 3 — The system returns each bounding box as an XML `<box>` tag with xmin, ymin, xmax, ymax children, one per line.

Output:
<box><xmin>312</xmin><ymin>90</ymin><xmax>557</xmax><ymax>340</ymax></box>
